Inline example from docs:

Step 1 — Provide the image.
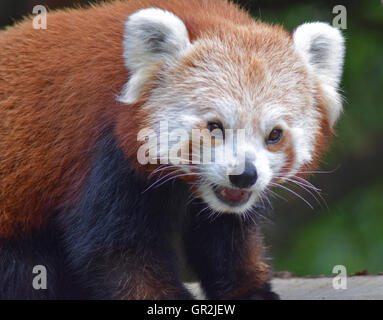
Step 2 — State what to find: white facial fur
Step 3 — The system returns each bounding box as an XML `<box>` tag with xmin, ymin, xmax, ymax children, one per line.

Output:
<box><xmin>120</xmin><ymin>9</ymin><xmax>345</xmax><ymax>214</ymax></box>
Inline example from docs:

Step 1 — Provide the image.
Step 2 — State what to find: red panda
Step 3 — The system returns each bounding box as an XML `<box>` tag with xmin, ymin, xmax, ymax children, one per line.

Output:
<box><xmin>0</xmin><ymin>0</ymin><xmax>344</xmax><ymax>299</ymax></box>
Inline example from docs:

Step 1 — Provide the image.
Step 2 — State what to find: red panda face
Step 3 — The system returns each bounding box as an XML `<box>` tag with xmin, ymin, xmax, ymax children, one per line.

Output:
<box><xmin>119</xmin><ymin>9</ymin><xmax>344</xmax><ymax>214</ymax></box>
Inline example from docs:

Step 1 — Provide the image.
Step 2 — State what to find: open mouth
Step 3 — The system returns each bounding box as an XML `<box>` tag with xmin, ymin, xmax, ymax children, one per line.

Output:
<box><xmin>214</xmin><ymin>186</ymin><xmax>252</xmax><ymax>206</ymax></box>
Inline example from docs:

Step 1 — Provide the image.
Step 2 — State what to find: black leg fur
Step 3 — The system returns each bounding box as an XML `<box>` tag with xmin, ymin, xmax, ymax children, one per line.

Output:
<box><xmin>183</xmin><ymin>201</ymin><xmax>279</xmax><ymax>300</ymax></box>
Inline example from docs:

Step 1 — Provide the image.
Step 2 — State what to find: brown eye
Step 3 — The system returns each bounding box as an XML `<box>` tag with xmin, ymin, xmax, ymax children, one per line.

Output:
<box><xmin>267</xmin><ymin>128</ymin><xmax>283</xmax><ymax>144</ymax></box>
<box><xmin>207</xmin><ymin>121</ymin><xmax>224</xmax><ymax>139</ymax></box>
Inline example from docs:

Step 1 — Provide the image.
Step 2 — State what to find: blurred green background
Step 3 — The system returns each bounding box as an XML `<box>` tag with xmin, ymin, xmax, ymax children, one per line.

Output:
<box><xmin>1</xmin><ymin>0</ymin><xmax>382</xmax><ymax>277</ymax></box>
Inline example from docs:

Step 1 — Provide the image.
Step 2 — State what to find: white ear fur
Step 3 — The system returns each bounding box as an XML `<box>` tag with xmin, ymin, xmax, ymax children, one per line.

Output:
<box><xmin>119</xmin><ymin>8</ymin><xmax>191</xmax><ymax>104</ymax></box>
<box><xmin>293</xmin><ymin>22</ymin><xmax>345</xmax><ymax>126</ymax></box>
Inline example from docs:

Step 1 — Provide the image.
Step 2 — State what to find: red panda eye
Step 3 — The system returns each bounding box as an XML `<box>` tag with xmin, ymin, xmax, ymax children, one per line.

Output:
<box><xmin>267</xmin><ymin>128</ymin><xmax>283</xmax><ymax>144</ymax></box>
<box><xmin>207</xmin><ymin>121</ymin><xmax>225</xmax><ymax>139</ymax></box>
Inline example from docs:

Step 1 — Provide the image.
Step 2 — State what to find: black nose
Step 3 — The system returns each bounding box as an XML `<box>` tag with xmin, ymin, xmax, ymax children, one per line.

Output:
<box><xmin>229</xmin><ymin>161</ymin><xmax>258</xmax><ymax>189</ymax></box>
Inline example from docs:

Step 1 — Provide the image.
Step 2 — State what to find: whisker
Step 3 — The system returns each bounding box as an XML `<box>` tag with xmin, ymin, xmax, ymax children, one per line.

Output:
<box><xmin>293</xmin><ymin>166</ymin><xmax>340</xmax><ymax>175</ymax></box>
<box><xmin>142</xmin><ymin>168</ymin><xmax>186</xmax><ymax>193</ymax></box>
<box><xmin>293</xmin><ymin>177</ymin><xmax>328</xmax><ymax>210</ymax></box>
<box><xmin>150</xmin><ymin>172</ymin><xmax>201</xmax><ymax>191</ymax></box>
<box><xmin>270</xmin><ymin>182</ymin><xmax>314</xmax><ymax>209</ymax></box>
<box><xmin>265</xmin><ymin>186</ymin><xmax>288</xmax><ymax>202</ymax></box>
<box><xmin>148</xmin><ymin>164</ymin><xmax>180</xmax><ymax>178</ymax></box>
<box><xmin>290</xmin><ymin>175</ymin><xmax>321</xmax><ymax>192</ymax></box>
<box><xmin>206</xmin><ymin>208</ymin><xmax>221</xmax><ymax>222</ymax></box>
<box><xmin>283</xmin><ymin>175</ymin><xmax>328</xmax><ymax>209</ymax></box>
<box><xmin>284</xmin><ymin>179</ymin><xmax>322</xmax><ymax>207</ymax></box>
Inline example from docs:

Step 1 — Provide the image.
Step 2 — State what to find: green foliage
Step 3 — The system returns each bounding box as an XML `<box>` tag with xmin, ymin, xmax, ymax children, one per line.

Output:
<box><xmin>273</xmin><ymin>181</ymin><xmax>383</xmax><ymax>276</ymax></box>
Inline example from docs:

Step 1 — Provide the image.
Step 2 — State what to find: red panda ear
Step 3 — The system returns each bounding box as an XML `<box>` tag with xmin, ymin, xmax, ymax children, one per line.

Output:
<box><xmin>119</xmin><ymin>8</ymin><xmax>191</xmax><ymax>104</ymax></box>
<box><xmin>293</xmin><ymin>22</ymin><xmax>345</xmax><ymax>127</ymax></box>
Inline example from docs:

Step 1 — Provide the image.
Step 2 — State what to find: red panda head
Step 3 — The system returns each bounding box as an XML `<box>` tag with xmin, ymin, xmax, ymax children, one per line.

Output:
<box><xmin>117</xmin><ymin>8</ymin><xmax>345</xmax><ymax>214</ymax></box>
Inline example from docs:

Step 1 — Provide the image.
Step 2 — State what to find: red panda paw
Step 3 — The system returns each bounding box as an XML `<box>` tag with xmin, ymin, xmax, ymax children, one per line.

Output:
<box><xmin>245</xmin><ymin>289</ymin><xmax>280</xmax><ymax>300</ymax></box>
<box><xmin>230</xmin><ymin>283</ymin><xmax>280</xmax><ymax>300</ymax></box>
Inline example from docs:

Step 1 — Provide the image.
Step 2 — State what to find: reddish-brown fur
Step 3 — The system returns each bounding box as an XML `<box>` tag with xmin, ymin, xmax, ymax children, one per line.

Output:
<box><xmin>1</xmin><ymin>2</ymin><xmax>128</xmax><ymax>238</ymax></box>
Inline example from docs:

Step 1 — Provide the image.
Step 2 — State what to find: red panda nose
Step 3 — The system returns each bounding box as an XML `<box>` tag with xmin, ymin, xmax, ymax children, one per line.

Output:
<box><xmin>229</xmin><ymin>160</ymin><xmax>258</xmax><ymax>189</ymax></box>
